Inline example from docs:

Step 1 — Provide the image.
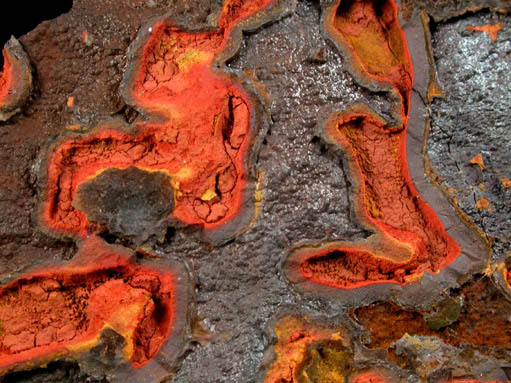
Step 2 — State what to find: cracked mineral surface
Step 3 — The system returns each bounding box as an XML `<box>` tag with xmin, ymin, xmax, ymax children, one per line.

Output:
<box><xmin>40</xmin><ymin>0</ymin><xmax>280</xmax><ymax>245</ymax></box>
<box><xmin>0</xmin><ymin>0</ymin><xmax>510</xmax><ymax>382</ymax></box>
<box><xmin>0</xmin><ymin>237</ymin><xmax>189</xmax><ymax>379</ymax></box>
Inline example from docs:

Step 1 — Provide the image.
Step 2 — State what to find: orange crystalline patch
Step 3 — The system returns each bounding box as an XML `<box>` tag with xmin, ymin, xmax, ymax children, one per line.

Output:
<box><xmin>284</xmin><ymin>0</ymin><xmax>460</xmax><ymax>289</ymax></box>
<box><xmin>81</xmin><ymin>32</ymin><xmax>92</xmax><ymax>46</ymax></box>
<box><xmin>466</xmin><ymin>22</ymin><xmax>503</xmax><ymax>41</ymax></box>
<box><xmin>263</xmin><ymin>316</ymin><xmax>393</xmax><ymax>383</ymax></box>
<box><xmin>469</xmin><ymin>153</ymin><xmax>486</xmax><ymax>170</ymax></box>
<box><xmin>41</xmin><ymin>0</ymin><xmax>276</xmax><ymax>239</ymax></box>
<box><xmin>43</xmin><ymin>118</ymin><xmax>247</xmax><ymax>236</ymax></box>
<box><xmin>0</xmin><ymin>54</ymin><xmax>10</xmax><ymax>102</ymax></box>
<box><xmin>264</xmin><ymin>316</ymin><xmax>351</xmax><ymax>383</ymax></box>
<box><xmin>0</xmin><ymin>238</ymin><xmax>180</xmax><ymax>373</ymax></box>
<box><xmin>475</xmin><ymin>197</ymin><xmax>492</xmax><ymax>212</ymax></box>
<box><xmin>500</xmin><ymin>177</ymin><xmax>511</xmax><ymax>189</ymax></box>
<box><xmin>332</xmin><ymin>0</ymin><xmax>413</xmax><ymax>115</ymax></box>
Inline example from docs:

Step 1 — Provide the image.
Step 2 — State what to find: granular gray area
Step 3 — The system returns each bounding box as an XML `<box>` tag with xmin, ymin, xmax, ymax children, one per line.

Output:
<box><xmin>228</xmin><ymin>0</ymin><xmax>395</xmax><ymax>245</ymax></box>
<box><xmin>427</xmin><ymin>10</ymin><xmax>511</xmax><ymax>261</ymax></box>
<box><xmin>75</xmin><ymin>166</ymin><xmax>174</xmax><ymax>243</ymax></box>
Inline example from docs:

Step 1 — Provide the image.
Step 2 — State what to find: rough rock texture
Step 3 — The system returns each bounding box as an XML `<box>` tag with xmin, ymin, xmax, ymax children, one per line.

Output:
<box><xmin>427</xmin><ymin>10</ymin><xmax>511</xmax><ymax>263</ymax></box>
<box><xmin>0</xmin><ymin>0</ymin><xmax>510</xmax><ymax>382</ymax></box>
<box><xmin>75</xmin><ymin>166</ymin><xmax>174</xmax><ymax>242</ymax></box>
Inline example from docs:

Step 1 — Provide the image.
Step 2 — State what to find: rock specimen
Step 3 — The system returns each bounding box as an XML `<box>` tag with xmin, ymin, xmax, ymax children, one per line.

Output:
<box><xmin>0</xmin><ymin>0</ymin><xmax>509</xmax><ymax>382</ymax></box>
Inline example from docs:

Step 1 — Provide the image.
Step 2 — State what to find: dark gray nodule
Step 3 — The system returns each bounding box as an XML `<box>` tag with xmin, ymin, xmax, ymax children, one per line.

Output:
<box><xmin>74</xmin><ymin>166</ymin><xmax>174</xmax><ymax>239</ymax></box>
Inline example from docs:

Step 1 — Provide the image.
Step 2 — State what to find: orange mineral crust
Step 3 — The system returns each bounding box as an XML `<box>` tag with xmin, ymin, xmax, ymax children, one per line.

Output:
<box><xmin>466</xmin><ymin>22</ymin><xmax>503</xmax><ymax>41</ymax></box>
<box><xmin>41</xmin><ymin>0</ymin><xmax>279</xmax><ymax>241</ymax></box>
<box><xmin>284</xmin><ymin>0</ymin><xmax>460</xmax><ymax>290</ymax></box>
<box><xmin>264</xmin><ymin>316</ymin><xmax>352</xmax><ymax>383</ymax></box>
<box><xmin>0</xmin><ymin>54</ymin><xmax>9</xmax><ymax>101</ymax></box>
<box><xmin>0</xmin><ymin>237</ymin><xmax>188</xmax><ymax>374</ymax></box>
<box><xmin>0</xmin><ymin>37</ymin><xmax>32</xmax><ymax>121</ymax></box>
<box><xmin>328</xmin><ymin>0</ymin><xmax>413</xmax><ymax>117</ymax></box>
<box><xmin>42</xmin><ymin>120</ymin><xmax>249</xmax><ymax>237</ymax></box>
